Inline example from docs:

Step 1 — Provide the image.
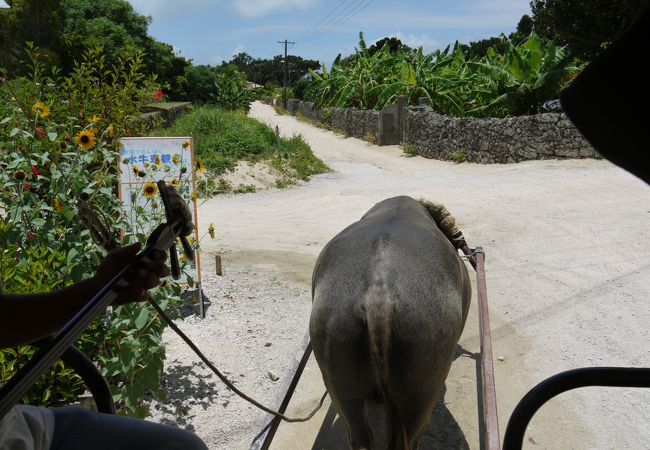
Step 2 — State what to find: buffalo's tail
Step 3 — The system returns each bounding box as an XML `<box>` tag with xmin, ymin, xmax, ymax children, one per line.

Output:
<box><xmin>364</xmin><ymin>273</ymin><xmax>412</xmax><ymax>450</ymax></box>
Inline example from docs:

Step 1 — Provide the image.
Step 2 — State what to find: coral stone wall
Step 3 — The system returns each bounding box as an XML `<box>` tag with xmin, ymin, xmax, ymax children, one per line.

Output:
<box><xmin>266</xmin><ymin>98</ymin><xmax>598</xmax><ymax>163</ymax></box>
<box><xmin>404</xmin><ymin>106</ymin><xmax>598</xmax><ymax>163</ymax></box>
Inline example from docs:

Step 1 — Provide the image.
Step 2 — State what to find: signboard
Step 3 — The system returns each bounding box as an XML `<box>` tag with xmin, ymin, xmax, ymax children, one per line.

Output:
<box><xmin>117</xmin><ymin>137</ymin><xmax>202</xmax><ymax>289</ymax></box>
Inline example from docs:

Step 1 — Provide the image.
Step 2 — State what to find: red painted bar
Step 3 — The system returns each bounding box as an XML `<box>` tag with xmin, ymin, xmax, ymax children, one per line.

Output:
<box><xmin>475</xmin><ymin>248</ymin><xmax>501</xmax><ymax>450</ymax></box>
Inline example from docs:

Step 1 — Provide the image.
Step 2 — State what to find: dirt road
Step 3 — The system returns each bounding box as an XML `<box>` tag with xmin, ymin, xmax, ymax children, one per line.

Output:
<box><xmin>188</xmin><ymin>101</ymin><xmax>650</xmax><ymax>449</ymax></box>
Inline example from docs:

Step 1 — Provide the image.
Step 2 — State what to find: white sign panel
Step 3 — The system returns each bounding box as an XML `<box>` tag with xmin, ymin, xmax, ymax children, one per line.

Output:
<box><xmin>118</xmin><ymin>137</ymin><xmax>201</xmax><ymax>286</ymax></box>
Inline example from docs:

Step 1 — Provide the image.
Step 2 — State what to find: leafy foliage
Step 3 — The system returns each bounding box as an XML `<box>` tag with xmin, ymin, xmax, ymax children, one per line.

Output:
<box><xmin>0</xmin><ymin>45</ymin><xmax>185</xmax><ymax>417</ymax></box>
<box><xmin>221</xmin><ymin>52</ymin><xmax>320</xmax><ymax>93</ymax></box>
<box><xmin>0</xmin><ymin>0</ymin><xmax>66</xmax><ymax>73</ymax></box>
<box><xmin>213</xmin><ymin>74</ymin><xmax>255</xmax><ymax>112</ymax></box>
<box><xmin>530</xmin><ymin>0</ymin><xmax>647</xmax><ymax>61</ymax></box>
<box><xmin>172</xmin><ymin>65</ymin><xmax>254</xmax><ymax>111</ymax></box>
<box><xmin>466</xmin><ymin>33</ymin><xmax>578</xmax><ymax>116</ymax></box>
<box><xmin>0</xmin><ymin>0</ymin><xmax>189</xmax><ymax>98</ymax></box>
<box><xmin>306</xmin><ymin>32</ymin><xmax>577</xmax><ymax>117</ymax></box>
<box><xmin>150</xmin><ymin>106</ymin><xmax>328</xmax><ymax>196</ymax></box>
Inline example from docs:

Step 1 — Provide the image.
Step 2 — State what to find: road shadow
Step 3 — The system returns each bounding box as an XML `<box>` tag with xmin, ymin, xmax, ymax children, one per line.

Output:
<box><xmin>310</xmin><ymin>385</ymin><xmax>468</xmax><ymax>450</ymax></box>
<box><xmin>148</xmin><ymin>361</ymin><xmax>220</xmax><ymax>431</ymax></box>
<box><xmin>311</xmin><ymin>345</ymin><xmax>471</xmax><ymax>450</ymax></box>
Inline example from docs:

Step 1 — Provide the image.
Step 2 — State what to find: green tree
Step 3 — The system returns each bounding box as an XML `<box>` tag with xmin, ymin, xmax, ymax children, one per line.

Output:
<box><xmin>179</xmin><ymin>65</ymin><xmax>219</xmax><ymax>103</ymax></box>
<box><xmin>0</xmin><ymin>0</ymin><xmax>66</xmax><ymax>73</ymax></box>
<box><xmin>461</xmin><ymin>37</ymin><xmax>508</xmax><ymax>59</ymax></box>
<box><xmin>461</xmin><ymin>15</ymin><xmax>535</xmax><ymax>58</ymax></box>
<box><xmin>221</xmin><ymin>53</ymin><xmax>319</xmax><ymax>90</ymax></box>
<box><xmin>508</xmin><ymin>14</ymin><xmax>535</xmax><ymax>45</ymax></box>
<box><xmin>530</xmin><ymin>0</ymin><xmax>647</xmax><ymax>61</ymax></box>
<box><xmin>368</xmin><ymin>37</ymin><xmax>412</xmax><ymax>56</ymax></box>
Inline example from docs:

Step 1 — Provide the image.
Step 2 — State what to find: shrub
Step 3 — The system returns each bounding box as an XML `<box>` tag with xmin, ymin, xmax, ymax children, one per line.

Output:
<box><xmin>401</xmin><ymin>144</ymin><xmax>419</xmax><ymax>156</ymax></box>
<box><xmin>234</xmin><ymin>184</ymin><xmax>256</xmax><ymax>194</ymax></box>
<box><xmin>450</xmin><ymin>151</ymin><xmax>468</xmax><ymax>163</ymax></box>
<box><xmin>213</xmin><ymin>74</ymin><xmax>255</xmax><ymax>112</ymax></box>
<box><xmin>151</xmin><ymin>107</ymin><xmax>329</xmax><ymax>196</ymax></box>
<box><xmin>0</xmin><ymin>44</ymin><xmax>185</xmax><ymax>417</ymax></box>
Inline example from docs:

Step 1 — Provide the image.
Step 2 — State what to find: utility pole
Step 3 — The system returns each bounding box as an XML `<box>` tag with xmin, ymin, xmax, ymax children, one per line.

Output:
<box><xmin>278</xmin><ymin>39</ymin><xmax>294</xmax><ymax>109</ymax></box>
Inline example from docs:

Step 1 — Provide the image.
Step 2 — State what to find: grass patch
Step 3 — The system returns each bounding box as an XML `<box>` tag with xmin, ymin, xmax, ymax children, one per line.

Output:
<box><xmin>270</xmin><ymin>134</ymin><xmax>330</xmax><ymax>181</ymax></box>
<box><xmin>450</xmin><ymin>151</ymin><xmax>468</xmax><ymax>163</ymax></box>
<box><xmin>401</xmin><ymin>144</ymin><xmax>419</xmax><ymax>156</ymax></box>
<box><xmin>294</xmin><ymin>111</ymin><xmax>339</xmax><ymax>134</ymax></box>
<box><xmin>234</xmin><ymin>184</ymin><xmax>257</xmax><ymax>193</ymax></box>
<box><xmin>150</xmin><ymin>106</ymin><xmax>329</xmax><ymax>196</ymax></box>
<box><xmin>364</xmin><ymin>132</ymin><xmax>377</xmax><ymax>145</ymax></box>
<box><xmin>275</xmin><ymin>178</ymin><xmax>296</xmax><ymax>189</ymax></box>
<box><xmin>274</xmin><ymin>105</ymin><xmax>288</xmax><ymax>115</ymax></box>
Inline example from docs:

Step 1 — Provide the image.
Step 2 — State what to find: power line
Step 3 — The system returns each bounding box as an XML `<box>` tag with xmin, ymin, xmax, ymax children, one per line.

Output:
<box><xmin>297</xmin><ymin>0</ymin><xmax>375</xmax><ymax>45</ymax></box>
<box><xmin>295</xmin><ymin>0</ymin><xmax>365</xmax><ymax>43</ymax></box>
<box><xmin>291</xmin><ymin>0</ymin><xmax>348</xmax><ymax>42</ymax></box>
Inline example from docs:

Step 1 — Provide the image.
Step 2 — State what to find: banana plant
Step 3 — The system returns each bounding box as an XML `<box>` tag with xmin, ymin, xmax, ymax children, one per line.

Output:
<box><xmin>466</xmin><ymin>32</ymin><xmax>578</xmax><ymax>116</ymax></box>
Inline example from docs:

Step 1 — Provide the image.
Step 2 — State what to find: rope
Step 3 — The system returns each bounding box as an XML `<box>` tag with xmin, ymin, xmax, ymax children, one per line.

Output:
<box><xmin>147</xmin><ymin>297</ymin><xmax>328</xmax><ymax>423</ymax></box>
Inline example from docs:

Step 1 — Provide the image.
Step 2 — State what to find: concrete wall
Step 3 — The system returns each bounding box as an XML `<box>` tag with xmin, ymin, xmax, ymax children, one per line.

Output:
<box><xmin>264</xmin><ymin>98</ymin><xmax>598</xmax><ymax>163</ymax></box>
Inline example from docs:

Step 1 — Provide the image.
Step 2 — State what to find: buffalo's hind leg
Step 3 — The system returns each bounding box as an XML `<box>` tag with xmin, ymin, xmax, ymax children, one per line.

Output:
<box><xmin>334</xmin><ymin>397</ymin><xmax>374</xmax><ymax>450</ymax></box>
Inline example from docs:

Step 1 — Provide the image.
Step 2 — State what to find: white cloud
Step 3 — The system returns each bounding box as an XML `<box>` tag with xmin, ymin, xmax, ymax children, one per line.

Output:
<box><xmin>231</xmin><ymin>44</ymin><xmax>247</xmax><ymax>56</ymax></box>
<box><xmin>231</xmin><ymin>0</ymin><xmax>318</xmax><ymax>18</ymax></box>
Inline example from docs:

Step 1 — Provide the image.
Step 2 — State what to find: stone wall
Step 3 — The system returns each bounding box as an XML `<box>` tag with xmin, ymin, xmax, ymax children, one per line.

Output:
<box><xmin>269</xmin><ymin>98</ymin><xmax>598</xmax><ymax>163</ymax></box>
<box><xmin>404</xmin><ymin>106</ymin><xmax>598</xmax><ymax>163</ymax></box>
<box><xmin>140</xmin><ymin>102</ymin><xmax>192</xmax><ymax>126</ymax></box>
<box><xmin>294</xmin><ymin>101</ymin><xmax>379</xmax><ymax>142</ymax></box>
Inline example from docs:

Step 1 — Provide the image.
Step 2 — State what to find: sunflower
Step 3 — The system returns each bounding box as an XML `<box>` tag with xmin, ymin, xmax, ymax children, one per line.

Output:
<box><xmin>53</xmin><ymin>196</ymin><xmax>64</xmax><ymax>212</ymax></box>
<box><xmin>208</xmin><ymin>223</ymin><xmax>215</xmax><ymax>240</ymax></box>
<box><xmin>91</xmin><ymin>114</ymin><xmax>101</xmax><ymax>123</ymax></box>
<box><xmin>76</xmin><ymin>128</ymin><xmax>97</xmax><ymax>150</ymax></box>
<box><xmin>195</xmin><ymin>156</ymin><xmax>205</xmax><ymax>174</ymax></box>
<box><xmin>172</xmin><ymin>153</ymin><xmax>180</xmax><ymax>165</ymax></box>
<box><xmin>32</xmin><ymin>101</ymin><xmax>50</xmax><ymax>118</ymax></box>
<box><xmin>182</xmin><ymin>141</ymin><xmax>190</xmax><ymax>149</ymax></box>
<box><xmin>154</xmin><ymin>154</ymin><xmax>162</xmax><ymax>167</ymax></box>
<box><xmin>132</xmin><ymin>165</ymin><xmax>139</xmax><ymax>176</ymax></box>
<box><xmin>143</xmin><ymin>181</ymin><xmax>158</xmax><ymax>199</ymax></box>
<box><xmin>171</xmin><ymin>178</ymin><xmax>179</xmax><ymax>187</ymax></box>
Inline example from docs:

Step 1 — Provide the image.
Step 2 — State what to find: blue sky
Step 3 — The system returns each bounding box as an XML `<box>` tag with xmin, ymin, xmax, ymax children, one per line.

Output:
<box><xmin>2</xmin><ymin>0</ymin><xmax>532</xmax><ymax>67</ymax></box>
<box><xmin>127</xmin><ymin>0</ymin><xmax>532</xmax><ymax>67</ymax></box>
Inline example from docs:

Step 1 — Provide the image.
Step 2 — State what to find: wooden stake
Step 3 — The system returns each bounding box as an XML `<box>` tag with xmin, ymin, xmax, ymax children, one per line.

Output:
<box><xmin>215</xmin><ymin>254</ymin><xmax>223</xmax><ymax>276</ymax></box>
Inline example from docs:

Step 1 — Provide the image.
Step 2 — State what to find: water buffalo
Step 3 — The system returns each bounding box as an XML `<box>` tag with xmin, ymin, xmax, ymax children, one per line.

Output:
<box><xmin>310</xmin><ymin>196</ymin><xmax>472</xmax><ymax>450</ymax></box>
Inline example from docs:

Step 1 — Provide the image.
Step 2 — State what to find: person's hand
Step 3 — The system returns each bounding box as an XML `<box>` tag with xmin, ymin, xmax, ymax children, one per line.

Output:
<box><xmin>93</xmin><ymin>243</ymin><xmax>170</xmax><ymax>305</ymax></box>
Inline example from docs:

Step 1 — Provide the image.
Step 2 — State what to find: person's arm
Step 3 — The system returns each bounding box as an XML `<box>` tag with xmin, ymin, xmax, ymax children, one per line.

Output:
<box><xmin>0</xmin><ymin>243</ymin><xmax>169</xmax><ymax>348</ymax></box>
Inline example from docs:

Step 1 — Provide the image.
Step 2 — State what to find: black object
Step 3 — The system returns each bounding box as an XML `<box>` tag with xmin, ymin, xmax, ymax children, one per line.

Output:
<box><xmin>502</xmin><ymin>367</ymin><xmax>650</xmax><ymax>450</ymax></box>
<box><xmin>560</xmin><ymin>6</ymin><xmax>650</xmax><ymax>184</ymax></box>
